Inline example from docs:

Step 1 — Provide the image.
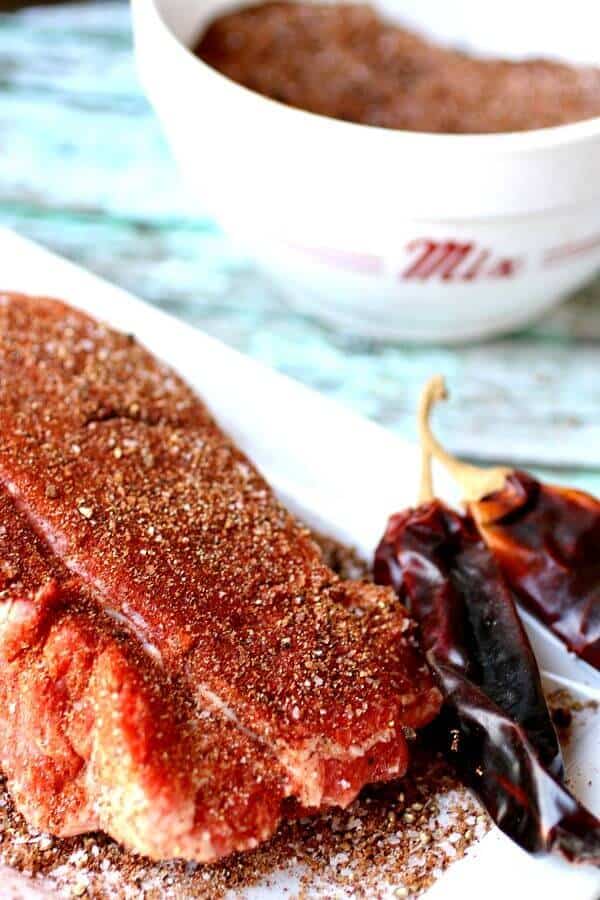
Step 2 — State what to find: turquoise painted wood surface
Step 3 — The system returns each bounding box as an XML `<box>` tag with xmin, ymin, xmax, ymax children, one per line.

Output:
<box><xmin>0</xmin><ymin>2</ymin><xmax>599</xmax><ymax>492</ymax></box>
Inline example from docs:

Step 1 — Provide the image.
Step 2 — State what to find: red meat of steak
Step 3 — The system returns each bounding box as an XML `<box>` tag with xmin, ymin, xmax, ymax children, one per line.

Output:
<box><xmin>0</xmin><ymin>488</ymin><xmax>289</xmax><ymax>861</ymax></box>
<box><xmin>0</xmin><ymin>293</ymin><xmax>441</xmax><ymax>859</ymax></box>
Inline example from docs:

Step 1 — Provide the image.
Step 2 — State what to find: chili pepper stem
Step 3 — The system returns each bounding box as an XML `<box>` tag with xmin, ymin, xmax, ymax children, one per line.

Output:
<box><xmin>418</xmin><ymin>388</ymin><xmax>435</xmax><ymax>504</ymax></box>
<box><xmin>419</xmin><ymin>446</ymin><xmax>434</xmax><ymax>505</ymax></box>
<box><xmin>418</xmin><ymin>375</ymin><xmax>511</xmax><ymax>503</ymax></box>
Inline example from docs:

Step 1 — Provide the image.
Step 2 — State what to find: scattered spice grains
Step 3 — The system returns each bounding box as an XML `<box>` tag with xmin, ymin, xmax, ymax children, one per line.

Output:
<box><xmin>0</xmin><ymin>750</ymin><xmax>488</xmax><ymax>899</ymax></box>
<box><xmin>0</xmin><ymin>533</ymin><xmax>490</xmax><ymax>898</ymax></box>
<box><xmin>0</xmin><ymin>537</ymin><xmax>588</xmax><ymax>898</ymax></box>
<box><xmin>547</xmin><ymin>689</ymin><xmax>599</xmax><ymax>749</ymax></box>
<box><xmin>312</xmin><ymin>531</ymin><xmax>370</xmax><ymax>581</ymax></box>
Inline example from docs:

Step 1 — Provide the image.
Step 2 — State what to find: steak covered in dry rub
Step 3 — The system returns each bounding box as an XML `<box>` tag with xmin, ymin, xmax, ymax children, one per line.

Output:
<box><xmin>0</xmin><ymin>489</ymin><xmax>289</xmax><ymax>860</ymax></box>
<box><xmin>0</xmin><ymin>293</ymin><xmax>441</xmax><ymax>861</ymax></box>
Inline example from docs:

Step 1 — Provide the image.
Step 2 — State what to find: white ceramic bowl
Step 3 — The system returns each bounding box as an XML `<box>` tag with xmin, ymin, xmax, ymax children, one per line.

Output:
<box><xmin>132</xmin><ymin>0</ymin><xmax>600</xmax><ymax>342</ymax></box>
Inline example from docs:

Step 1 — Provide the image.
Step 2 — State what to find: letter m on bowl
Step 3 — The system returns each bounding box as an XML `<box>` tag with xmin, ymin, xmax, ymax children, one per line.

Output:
<box><xmin>401</xmin><ymin>239</ymin><xmax>474</xmax><ymax>280</ymax></box>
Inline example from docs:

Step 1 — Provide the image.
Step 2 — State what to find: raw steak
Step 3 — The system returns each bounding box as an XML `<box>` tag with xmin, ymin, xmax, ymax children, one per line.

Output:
<box><xmin>0</xmin><ymin>488</ymin><xmax>289</xmax><ymax>860</ymax></box>
<box><xmin>0</xmin><ymin>293</ymin><xmax>441</xmax><ymax>859</ymax></box>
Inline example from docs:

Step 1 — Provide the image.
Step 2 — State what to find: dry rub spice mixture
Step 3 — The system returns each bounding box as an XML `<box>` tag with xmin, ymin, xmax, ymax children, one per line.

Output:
<box><xmin>0</xmin><ymin>534</ymin><xmax>591</xmax><ymax>898</ymax></box>
<box><xmin>547</xmin><ymin>689</ymin><xmax>599</xmax><ymax>750</ymax></box>
<box><xmin>0</xmin><ymin>752</ymin><xmax>487</xmax><ymax>899</ymax></box>
<box><xmin>0</xmin><ymin>537</ymin><xmax>488</xmax><ymax>898</ymax></box>
<box><xmin>2</xmin><ymin>687</ymin><xmax>596</xmax><ymax>899</ymax></box>
<box><xmin>196</xmin><ymin>2</ymin><xmax>600</xmax><ymax>133</ymax></box>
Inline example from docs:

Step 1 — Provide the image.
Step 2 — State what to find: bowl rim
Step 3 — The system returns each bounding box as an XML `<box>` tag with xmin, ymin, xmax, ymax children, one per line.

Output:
<box><xmin>144</xmin><ymin>0</ymin><xmax>600</xmax><ymax>152</ymax></box>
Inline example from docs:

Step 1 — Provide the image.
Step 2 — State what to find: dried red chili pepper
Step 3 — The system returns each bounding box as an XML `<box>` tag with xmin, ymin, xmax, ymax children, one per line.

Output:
<box><xmin>374</xmin><ymin>380</ymin><xmax>600</xmax><ymax>863</ymax></box>
<box><xmin>420</xmin><ymin>375</ymin><xmax>600</xmax><ymax>671</ymax></box>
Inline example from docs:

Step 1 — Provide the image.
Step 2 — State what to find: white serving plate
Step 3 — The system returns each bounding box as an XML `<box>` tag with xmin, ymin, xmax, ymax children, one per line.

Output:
<box><xmin>0</xmin><ymin>227</ymin><xmax>598</xmax><ymax>899</ymax></box>
<box><xmin>132</xmin><ymin>0</ymin><xmax>600</xmax><ymax>342</ymax></box>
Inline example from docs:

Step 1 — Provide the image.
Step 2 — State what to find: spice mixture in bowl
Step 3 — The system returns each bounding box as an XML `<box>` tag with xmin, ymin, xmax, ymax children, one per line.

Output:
<box><xmin>132</xmin><ymin>0</ymin><xmax>600</xmax><ymax>342</ymax></box>
<box><xmin>195</xmin><ymin>2</ymin><xmax>600</xmax><ymax>133</ymax></box>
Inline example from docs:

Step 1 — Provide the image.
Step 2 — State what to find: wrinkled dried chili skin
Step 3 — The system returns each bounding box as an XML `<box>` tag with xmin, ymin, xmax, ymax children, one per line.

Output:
<box><xmin>374</xmin><ymin>500</ymin><xmax>600</xmax><ymax>863</ymax></box>
<box><xmin>374</xmin><ymin>503</ymin><xmax>472</xmax><ymax>675</ymax></box>
<box><xmin>374</xmin><ymin>500</ymin><xmax>562</xmax><ymax>775</ymax></box>
<box><xmin>472</xmin><ymin>471</ymin><xmax>600</xmax><ymax>670</ymax></box>
<box><xmin>436</xmin><ymin>663</ymin><xmax>600</xmax><ymax>862</ymax></box>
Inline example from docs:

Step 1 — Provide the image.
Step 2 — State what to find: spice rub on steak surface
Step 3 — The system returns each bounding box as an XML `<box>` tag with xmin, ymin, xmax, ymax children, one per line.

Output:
<box><xmin>0</xmin><ymin>488</ymin><xmax>290</xmax><ymax>861</ymax></box>
<box><xmin>0</xmin><ymin>293</ymin><xmax>441</xmax><ymax>856</ymax></box>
